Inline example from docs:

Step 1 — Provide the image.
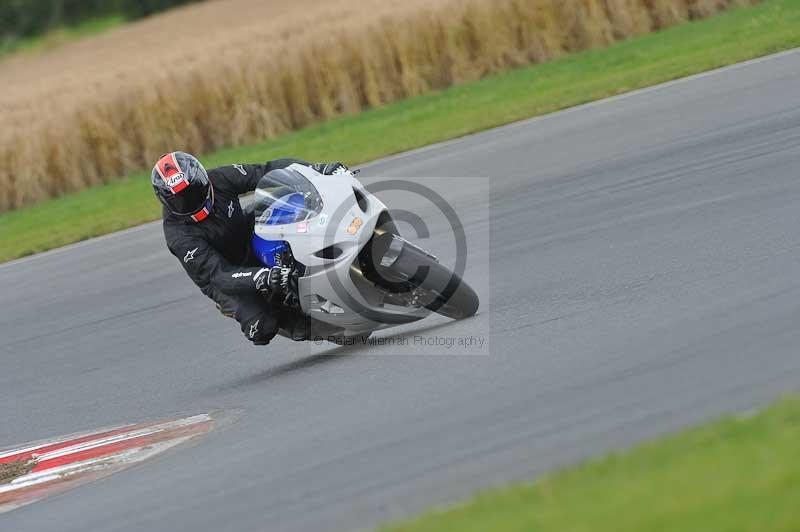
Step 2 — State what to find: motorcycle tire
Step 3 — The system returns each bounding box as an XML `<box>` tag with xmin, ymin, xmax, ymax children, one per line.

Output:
<box><xmin>378</xmin><ymin>240</ymin><xmax>479</xmax><ymax>320</ymax></box>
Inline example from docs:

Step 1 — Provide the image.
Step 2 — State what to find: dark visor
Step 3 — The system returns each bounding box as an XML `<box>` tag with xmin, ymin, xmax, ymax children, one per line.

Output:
<box><xmin>164</xmin><ymin>180</ymin><xmax>210</xmax><ymax>215</ymax></box>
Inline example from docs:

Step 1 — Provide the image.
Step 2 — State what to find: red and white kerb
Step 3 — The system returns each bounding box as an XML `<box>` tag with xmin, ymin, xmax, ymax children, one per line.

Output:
<box><xmin>0</xmin><ymin>414</ymin><xmax>214</xmax><ymax>514</ymax></box>
<box><xmin>155</xmin><ymin>152</ymin><xmax>189</xmax><ymax>194</ymax></box>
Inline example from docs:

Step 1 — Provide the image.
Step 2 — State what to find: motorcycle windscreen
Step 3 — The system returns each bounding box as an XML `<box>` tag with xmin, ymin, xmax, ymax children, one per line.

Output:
<box><xmin>252</xmin><ymin>168</ymin><xmax>324</xmax><ymax>226</ymax></box>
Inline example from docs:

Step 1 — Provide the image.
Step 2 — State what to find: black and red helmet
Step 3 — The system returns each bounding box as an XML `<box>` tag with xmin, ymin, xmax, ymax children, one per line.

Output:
<box><xmin>152</xmin><ymin>152</ymin><xmax>213</xmax><ymax>222</ymax></box>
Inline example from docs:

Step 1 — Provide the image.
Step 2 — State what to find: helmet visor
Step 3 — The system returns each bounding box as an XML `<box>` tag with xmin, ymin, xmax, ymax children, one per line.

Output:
<box><xmin>164</xmin><ymin>179</ymin><xmax>210</xmax><ymax>215</ymax></box>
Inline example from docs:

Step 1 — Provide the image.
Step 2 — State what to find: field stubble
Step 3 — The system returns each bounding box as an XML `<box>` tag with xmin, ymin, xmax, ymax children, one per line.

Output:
<box><xmin>0</xmin><ymin>0</ymin><xmax>758</xmax><ymax>212</ymax></box>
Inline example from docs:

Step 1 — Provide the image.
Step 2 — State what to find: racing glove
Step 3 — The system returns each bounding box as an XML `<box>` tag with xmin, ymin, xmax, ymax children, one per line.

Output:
<box><xmin>312</xmin><ymin>162</ymin><xmax>350</xmax><ymax>175</ymax></box>
<box><xmin>254</xmin><ymin>266</ymin><xmax>291</xmax><ymax>295</ymax></box>
<box><xmin>253</xmin><ymin>266</ymin><xmax>300</xmax><ymax>307</ymax></box>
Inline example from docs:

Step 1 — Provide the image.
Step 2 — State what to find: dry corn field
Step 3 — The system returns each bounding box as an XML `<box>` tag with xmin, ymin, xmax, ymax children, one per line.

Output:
<box><xmin>0</xmin><ymin>0</ymin><xmax>759</xmax><ymax>212</ymax></box>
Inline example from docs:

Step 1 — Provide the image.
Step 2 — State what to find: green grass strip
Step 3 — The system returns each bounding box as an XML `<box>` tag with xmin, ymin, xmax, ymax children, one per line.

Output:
<box><xmin>0</xmin><ymin>15</ymin><xmax>126</xmax><ymax>57</ymax></box>
<box><xmin>381</xmin><ymin>396</ymin><xmax>800</xmax><ymax>532</ymax></box>
<box><xmin>2</xmin><ymin>0</ymin><xmax>800</xmax><ymax>262</ymax></box>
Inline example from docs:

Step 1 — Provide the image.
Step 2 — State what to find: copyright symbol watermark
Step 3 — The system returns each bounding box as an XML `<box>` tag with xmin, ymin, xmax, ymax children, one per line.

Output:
<box><xmin>302</xmin><ymin>175</ymin><xmax>491</xmax><ymax>355</ymax></box>
<box><xmin>318</xmin><ymin>177</ymin><xmax>469</xmax><ymax>321</ymax></box>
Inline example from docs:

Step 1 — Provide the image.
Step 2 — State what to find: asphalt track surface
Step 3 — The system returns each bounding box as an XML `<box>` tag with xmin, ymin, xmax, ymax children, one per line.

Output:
<box><xmin>2</xmin><ymin>49</ymin><xmax>800</xmax><ymax>531</ymax></box>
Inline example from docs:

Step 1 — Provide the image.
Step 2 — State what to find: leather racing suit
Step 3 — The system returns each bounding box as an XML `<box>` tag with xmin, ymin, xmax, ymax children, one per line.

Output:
<box><xmin>162</xmin><ymin>159</ymin><xmax>310</xmax><ymax>345</ymax></box>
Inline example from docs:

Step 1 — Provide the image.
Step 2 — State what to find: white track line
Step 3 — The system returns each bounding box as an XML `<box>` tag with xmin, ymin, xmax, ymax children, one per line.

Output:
<box><xmin>362</xmin><ymin>47</ymin><xmax>800</xmax><ymax>168</ymax></box>
<box><xmin>0</xmin><ymin>415</ymin><xmax>210</xmax><ymax>462</ymax></box>
<box><xmin>35</xmin><ymin>414</ymin><xmax>210</xmax><ymax>462</ymax></box>
<box><xmin>0</xmin><ymin>423</ymin><xmax>134</xmax><ymax>460</ymax></box>
<box><xmin>2</xmin><ymin>48</ymin><xmax>798</xmax><ymax>271</ymax></box>
<box><xmin>0</xmin><ymin>437</ymin><xmax>195</xmax><ymax>495</ymax></box>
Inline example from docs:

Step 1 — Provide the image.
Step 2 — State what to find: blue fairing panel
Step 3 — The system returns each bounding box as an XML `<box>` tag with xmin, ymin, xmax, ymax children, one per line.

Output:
<box><xmin>252</xmin><ymin>235</ymin><xmax>288</xmax><ymax>267</ymax></box>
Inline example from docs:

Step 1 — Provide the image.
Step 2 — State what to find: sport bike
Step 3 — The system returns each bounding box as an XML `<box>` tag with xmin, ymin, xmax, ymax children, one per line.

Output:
<box><xmin>250</xmin><ymin>164</ymin><xmax>479</xmax><ymax>343</ymax></box>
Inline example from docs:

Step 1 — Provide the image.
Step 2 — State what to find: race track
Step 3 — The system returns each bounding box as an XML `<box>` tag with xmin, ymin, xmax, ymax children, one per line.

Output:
<box><xmin>2</xmin><ymin>49</ymin><xmax>800</xmax><ymax>531</ymax></box>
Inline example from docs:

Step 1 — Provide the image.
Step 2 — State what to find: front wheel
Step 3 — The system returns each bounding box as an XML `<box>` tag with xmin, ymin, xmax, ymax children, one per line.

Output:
<box><xmin>373</xmin><ymin>235</ymin><xmax>479</xmax><ymax>320</ymax></box>
<box><xmin>420</xmin><ymin>264</ymin><xmax>479</xmax><ymax>319</ymax></box>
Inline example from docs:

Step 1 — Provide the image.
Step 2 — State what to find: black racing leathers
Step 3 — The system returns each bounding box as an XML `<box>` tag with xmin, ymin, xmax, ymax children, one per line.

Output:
<box><xmin>162</xmin><ymin>159</ymin><xmax>305</xmax><ymax>344</ymax></box>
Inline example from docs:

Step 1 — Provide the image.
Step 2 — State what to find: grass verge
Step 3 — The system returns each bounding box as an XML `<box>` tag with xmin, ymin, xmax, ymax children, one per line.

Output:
<box><xmin>1</xmin><ymin>0</ymin><xmax>756</xmax><ymax>211</ymax></box>
<box><xmin>2</xmin><ymin>0</ymin><xmax>800</xmax><ymax>262</ymax></box>
<box><xmin>380</xmin><ymin>396</ymin><xmax>800</xmax><ymax>532</ymax></box>
<box><xmin>0</xmin><ymin>460</ymin><xmax>34</xmax><ymax>485</ymax></box>
<box><xmin>0</xmin><ymin>15</ymin><xmax>126</xmax><ymax>57</ymax></box>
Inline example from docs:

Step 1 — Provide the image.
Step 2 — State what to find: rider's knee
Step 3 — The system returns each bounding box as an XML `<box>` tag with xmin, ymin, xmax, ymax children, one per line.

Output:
<box><xmin>216</xmin><ymin>302</ymin><xmax>236</xmax><ymax>319</ymax></box>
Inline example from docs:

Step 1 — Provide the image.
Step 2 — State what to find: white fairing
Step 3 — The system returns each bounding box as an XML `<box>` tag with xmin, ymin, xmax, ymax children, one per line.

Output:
<box><xmin>254</xmin><ymin>164</ymin><xmax>429</xmax><ymax>336</ymax></box>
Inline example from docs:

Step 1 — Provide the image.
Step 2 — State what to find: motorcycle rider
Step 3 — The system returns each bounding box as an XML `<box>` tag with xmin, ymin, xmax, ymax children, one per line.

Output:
<box><xmin>153</xmin><ymin>151</ymin><xmax>348</xmax><ymax>346</ymax></box>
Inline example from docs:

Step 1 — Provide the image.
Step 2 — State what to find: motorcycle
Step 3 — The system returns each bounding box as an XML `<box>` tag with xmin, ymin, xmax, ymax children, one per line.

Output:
<box><xmin>250</xmin><ymin>164</ymin><xmax>479</xmax><ymax>343</ymax></box>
